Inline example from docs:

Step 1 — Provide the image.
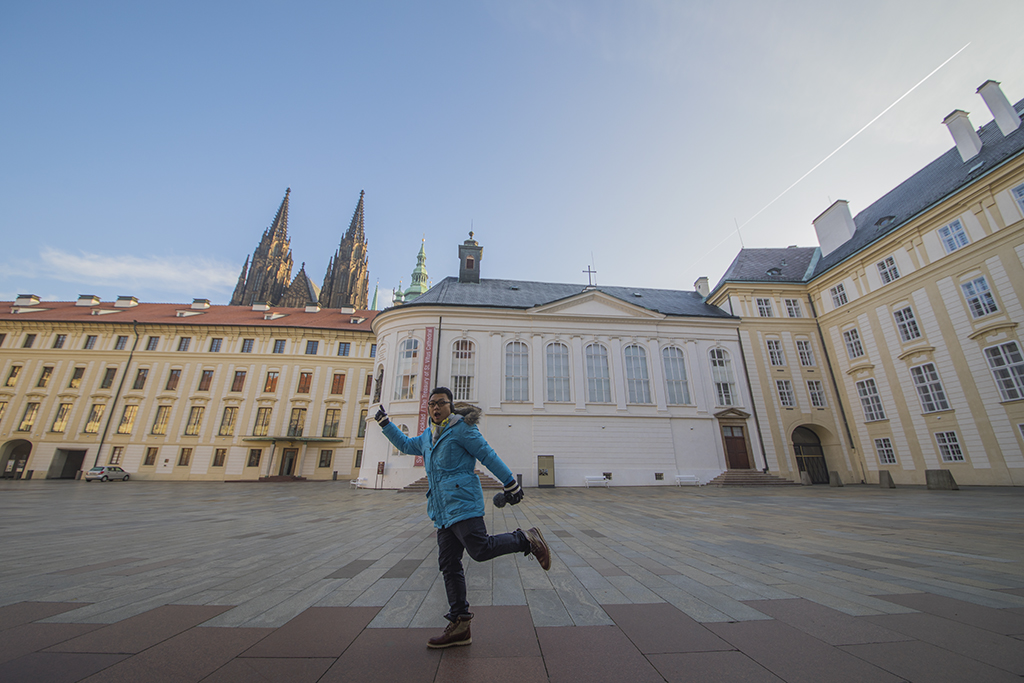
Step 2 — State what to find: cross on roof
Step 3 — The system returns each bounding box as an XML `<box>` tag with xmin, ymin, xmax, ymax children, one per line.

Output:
<box><xmin>583</xmin><ymin>265</ymin><xmax>598</xmax><ymax>287</ymax></box>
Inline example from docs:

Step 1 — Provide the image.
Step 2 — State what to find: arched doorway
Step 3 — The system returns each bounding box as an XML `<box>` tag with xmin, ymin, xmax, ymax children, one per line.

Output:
<box><xmin>1</xmin><ymin>440</ymin><xmax>33</xmax><ymax>479</ymax></box>
<box><xmin>793</xmin><ymin>427</ymin><xmax>828</xmax><ymax>484</ymax></box>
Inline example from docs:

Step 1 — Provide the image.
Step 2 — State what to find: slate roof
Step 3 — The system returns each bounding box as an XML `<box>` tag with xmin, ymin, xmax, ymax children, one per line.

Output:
<box><xmin>0</xmin><ymin>301</ymin><xmax>377</xmax><ymax>332</ymax></box>
<box><xmin>713</xmin><ymin>98</ymin><xmax>1024</xmax><ymax>293</ymax></box>
<box><xmin>394</xmin><ymin>277</ymin><xmax>736</xmax><ymax>319</ymax></box>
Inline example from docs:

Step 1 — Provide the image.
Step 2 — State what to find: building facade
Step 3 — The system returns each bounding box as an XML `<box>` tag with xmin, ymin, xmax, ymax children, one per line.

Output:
<box><xmin>709</xmin><ymin>79</ymin><xmax>1024</xmax><ymax>487</ymax></box>
<box><xmin>0</xmin><ymin>297</ymin><xmax>377</xmax><ymax>481</ymax></box>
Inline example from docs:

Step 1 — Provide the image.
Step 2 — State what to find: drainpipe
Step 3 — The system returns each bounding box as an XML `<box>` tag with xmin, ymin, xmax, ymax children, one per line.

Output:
<box><xmin>93</xmin><ymin>320</ymin><xmax>140</xmax><ymax>468</ymax></box>
<box><xmin>434</xmin><ymin>316</ymin><xmax>443</xmax><ymax>388</ymax></box>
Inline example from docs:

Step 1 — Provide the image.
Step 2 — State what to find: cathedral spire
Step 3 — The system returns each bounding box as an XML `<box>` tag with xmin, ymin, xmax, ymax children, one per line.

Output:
<box><xmin>229</xmin><ymin>189</ymin><xmax>295</xmax><ymax>307</ymax></box>
<box><xmin>344</xmin><ymin>189</ymin><xmax>365</xmax><ymax>243</ymax></box>
<box><xmin>319</xmin><ymin>191</ymin><xmax>369</xmax><ymax>309</ymax></box>
<box><xmin>269</xmin><ymin>188</ymin><xmax>291</xmax><ymax>240</ymax></box>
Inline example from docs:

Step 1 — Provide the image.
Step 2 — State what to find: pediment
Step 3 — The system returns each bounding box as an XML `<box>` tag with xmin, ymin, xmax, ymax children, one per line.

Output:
<box><xmin>714</xmin><ymin>408</ymin><xmax>750</xmax><ymax>420</ymax></box>
<box><xmin>530</xmin><ymin>291</ymin><xmax>662</xmax><ymax>319</ymax></box>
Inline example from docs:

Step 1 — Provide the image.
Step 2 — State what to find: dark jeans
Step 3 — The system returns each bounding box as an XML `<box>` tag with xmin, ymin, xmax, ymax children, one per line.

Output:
<box><xmin>437</xmin><ymin>517</ymin><xmax>527</xmax><ymax>621</ymax></box>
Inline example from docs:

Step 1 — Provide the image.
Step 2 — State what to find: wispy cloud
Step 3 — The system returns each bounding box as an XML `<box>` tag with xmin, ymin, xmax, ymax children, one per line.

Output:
<box><xmin>36</xmin><ymin>247</ymin><xmax>238</xmax><ymax>299</ymax></box>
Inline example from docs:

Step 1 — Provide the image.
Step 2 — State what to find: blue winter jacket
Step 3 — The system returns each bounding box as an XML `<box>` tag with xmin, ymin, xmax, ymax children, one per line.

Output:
<box><xmin>381</xmin><ymin>403</ymin><xmax>514</xmax><ymax>529</ymax></box>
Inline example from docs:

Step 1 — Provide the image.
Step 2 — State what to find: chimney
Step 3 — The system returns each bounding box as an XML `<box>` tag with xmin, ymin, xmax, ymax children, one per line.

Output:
<box><xmin>813</xmin><ymin>200</ymin><xmax>857</xmax><ymax>257</ymax></box>
<box><xmin>191</xmin><ymin>298</ymin><xmax>211</xmax><ymax>310</ymax></box>
<box><xmin>943</xmin><ymin>110</ymin><xmax>983</xmax><ymax>162</ymax></box>
<box><xmin>15</xmin><ymin>294</ymin><xmax>40</xmax><ymax>307</ymax></box>
<box><xmin>76</xmin><ymin>295</ymin><xmax>100</xmax><ymax>307</ymax></box>
<box><xmin>251</xmin><ymin>302</ymin><xmax>270</xmax><ymax>312</ymax></box>
<box><xmin>693</xmin><ymin>277</ymin><xmax>709</xmax><ymax>298</ymax></box>
<box><xmin>304</xmin><ymin>302</ymin><xmax>321</xmax><ymax>313</ymax></box>
<box><xmin>114</xmin><ymin>295</ymin><xmax>139</xmax><ymax>308</ymax></box>
<box><xmin>977</xmin><ymin>80</ymin><xmax>1021</xmax><ymax>137</ymax></box>
<box><xmin>459</xmin><ymin>232</ymin><xmax>483</xmax><ymax>284</ymax></box>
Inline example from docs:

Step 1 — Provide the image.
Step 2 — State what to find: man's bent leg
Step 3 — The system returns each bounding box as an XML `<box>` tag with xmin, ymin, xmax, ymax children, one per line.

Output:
<box><xmin>450</xmin><ymin>517</ymin><xmax>529</xmax><ymax>563</ymax></box>
<box><xmin>436</xmin><ymin>525</ymin><xmax>470</xmax><ymax>621</ymax></box>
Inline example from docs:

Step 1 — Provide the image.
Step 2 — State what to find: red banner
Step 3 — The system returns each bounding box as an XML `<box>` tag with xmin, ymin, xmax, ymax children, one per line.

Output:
<box><xmin>415</xmin><ymin>326</ymin><xmax>435</xmax><ymax>467</ymax></box>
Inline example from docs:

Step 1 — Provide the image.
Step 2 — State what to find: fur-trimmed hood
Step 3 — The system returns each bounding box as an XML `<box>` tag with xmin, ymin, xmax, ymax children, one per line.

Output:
<box><xmin>451</xmin><ymin>402</ymin><xmax>482</xmax><ymax>426</ymax></box>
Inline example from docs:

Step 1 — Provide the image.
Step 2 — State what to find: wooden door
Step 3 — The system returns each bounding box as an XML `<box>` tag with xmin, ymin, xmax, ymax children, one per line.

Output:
<box><xmin>723</xmin><ymin>426</ymin><xmax>751</xmax><ymax>469</ymax></box>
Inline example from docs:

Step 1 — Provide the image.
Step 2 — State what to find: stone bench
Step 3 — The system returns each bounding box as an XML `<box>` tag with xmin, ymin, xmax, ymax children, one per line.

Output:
<box><xmin>349</xmin><ymin>477</ymin><xmax>368</xmax><ymax>488</ymax></box>
<box><xmin>675</xmin><ymin>474</ymin><xmax>700</xmax><ymax>486</ymax></box>
<box><xmin>584</xmin><ymin>475</ymin><xmax>609</xmax><ymax>488</ymax></box>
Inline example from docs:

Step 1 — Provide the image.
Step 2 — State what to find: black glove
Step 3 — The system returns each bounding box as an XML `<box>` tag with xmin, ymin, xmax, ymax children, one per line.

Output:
<box><xmin>503</xmin><ymin>480</ymin><xmax>524</xmax><ymax>506</ymax></box>
<box><xmin>374</xmin><ymin>406</ymin><xmax>390</xmax><ymax>428</ymax></box>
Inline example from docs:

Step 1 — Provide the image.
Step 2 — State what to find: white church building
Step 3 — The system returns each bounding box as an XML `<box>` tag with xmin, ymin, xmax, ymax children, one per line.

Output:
<box><xmin>360</xmin><ymin>234</ymin><xmax>768</xmax><ymax>489</ymax></box>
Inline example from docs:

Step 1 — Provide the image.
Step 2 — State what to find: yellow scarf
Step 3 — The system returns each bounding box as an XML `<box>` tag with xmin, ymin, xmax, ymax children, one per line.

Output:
<box><xmin>431</xmin><ymin>416</ymin><xmax>450</xmax><ymax>444</ymax></box>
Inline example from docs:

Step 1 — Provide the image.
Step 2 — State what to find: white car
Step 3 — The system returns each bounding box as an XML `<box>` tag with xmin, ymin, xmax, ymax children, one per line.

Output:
<box><xmin>84</xmin><ymin>466</ymin><xmax>130</xmax><ymax>482</ymax></box>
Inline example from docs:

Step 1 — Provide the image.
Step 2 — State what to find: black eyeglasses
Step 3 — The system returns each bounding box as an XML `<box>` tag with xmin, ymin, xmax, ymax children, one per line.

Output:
<box><xmin>427</xmin><ymin>400</ymin><xmax>450</xmax><ymax>408</ymax></box>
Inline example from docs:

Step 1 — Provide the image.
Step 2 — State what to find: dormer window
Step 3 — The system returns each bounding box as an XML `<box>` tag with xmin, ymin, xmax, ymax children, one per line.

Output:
<box><xmin>766</xmin><ymin>267</ymin><xmax>781</xmax><ymax>277</ymax></box>
<box><xmin>466</xmin><ymin>255</ymin><xmax>475</xmax><ymax>270</ymax></box>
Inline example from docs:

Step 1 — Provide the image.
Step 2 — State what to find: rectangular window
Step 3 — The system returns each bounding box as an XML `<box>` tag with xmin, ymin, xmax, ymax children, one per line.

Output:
<box><xmin>305</xmin><ymin>340</ymin><xmax>319</xmax><ymax>355</ymax></box>
<box><xmin>856</xmin><ymin>379</ymin><xmax>886</xmax><ymax>422</ymax></box>
<box><xmin>546</xmin><ymin>343</ymin><xmax>572</xmax><ymax>402</ymax></box>
<box><xmin>37</xmin><ymin>366</ymin><xmax>53</xmax><ymax>388</ymax></box>
<box><xmin>807</xmin><ymin>380</ymin><xmax>827</xmax><ymax>407</ymax></box>
<box><xmin>273</xmin><ymin>339</ymin><xmax>285</xmax><ymax>354</ymax></box>
<box><xmin>115</xmin><ymin>335</ymin><xmax>128</xmax><ymax>350</ymax></box>
<box><xmin>165</xmin><ymin>369</ymin><xmax>181</xmax><ymax>391</ymax></box>
<box><xmin>586</xmin><ymin>343</ymin><xmax>612</xmax><ymax>402</ymax></box>
<box><xmin>68</xmin><ymin>367</ymin><xmax>85</xmax><ymax>389</ymax></box>
<box><xmin>395</xmin><ymin>339</ymin><xmax>420</xmax><ymax>400</ymax></box>
<box><xmin>331</xmin><ymin>373</ymin><xmax>346</xmax><ymax>395</ymax></box>
<box><xmin>505</xmin><ymin>341</ymin><xmax>530</xmax><ymax>402</ymax></box>
<box><xmin>177</xmin><ymin>337</ymin><xmax>191</xmax><ymax>352</ymax></box>
<box><xmin>876</xmin><ymin>256</ymin><xmax>900</xmax><ymax>284</ymax></box>
<box><xmin>151</xmin><ymin>405</ymin><xmax>171</xmax><ymax>435</ymax></box>
<box><xmin>101</xmin><ymin>367</ymin><xmax>117</xmax><ymax>389</ymax></box>
<box><xmin>355</xmin><ymin>449</ymin><xmax>363</xmax><ymax>468</ymax></box>
<box><xmin>370</xmin><ymin>344</ymin><xmax>377</xmax><ymax>358</ymax></box>
<box><xmin>146</xmin><ymin>336</ymin><xmax>160</xmax><ymax>351</ymax></box>
<box><xmin>843</xmin><ymin>329</ymin><xmax>864</xmax><ymax>359</ymax></box>
<box><xmin>323</xmin><ymin>408</ymin><xmax>340</xmax><ymax>437</ymax></box>
<box><xmin>357</xmin><ymin>409</ymin><xmax>368</xmax><ymax>438</ymax></box>
<box><xmin>785</xmin><ymin>299</ymin><xmax>802</xmax><ymax>318</ymax></box>
<box><xmin>264</xmin><ymin>371</ymin><xmax>279</xmax><ymax>392</ymax></box>
<box><xmin>364</xmin><ymin>375</ymin><xmax>373</xmax><ymax>395</ymax></box>
<box><xmin>209</xmin><ymin>338</ymin><xmax>223</xmax><ymax>352</ymax></box>
<box><xmin>212</xmin><ymin>448</ymin><xmax>227</xmax><ymax>467</ymax></box>
<box><xmin>935</xmin><ymin>431</ymin><xmax>965</xmax><ymax>462</ymax></box>
<box><xmin>318</xmin><ymin>449</ymin><xmax>333</xmax><ymax>468</ymax></box>
<box><xmin>830</xmin><ymin>284</ymin><xmax>848</xmax><ymax>308</ymax></box>
<box><xmin>0</xmin><ymin>401</ymin><xmax>6</xmax><ymax>424</ymax></box>
<box><xmin>239</xmin><ymin>338</ymin><xmax>254</xmax><ymax>353</ymax></box>
<box><xmin>22</xmin><ymin>334</ymin><xmax>36</xmax><ymax>348</ymax></box>
<box><xmin>874</xmin><ymin>437</ymin><xmax>897</xmax><ymax>465</ymax></box>
<box><xmin>451</xmin><ymin>339</ymin><xmax>475</xmax><ymax>401</ymax></box>
<box><xmin>938</xmin><ymin>219</ymin><xmax>969</xmax><ymax>254</ymax></box>
<box><xmin>143</xmin><ymin>447</ymin><xmax>158</xmax><ymax>466</ymax></box>
<box><xmin>337</xmin><ymin>342</ymin><xmax>351</xmax><ymax>356</ymax></box>
<box><xmin>662</xmin><ymin>346</ymin><xmax>690</xmax><ymax>405</ymax></box>
<box><xmin>961</xmin><ymin>276</ymin><xmax>998</xmax><ymax>318</ymax></box>
<box><xmin>197</xmin><ymin>369</ymin><xmax>214</xmax><ymax>391</ymax></box>
<box><xmin>18</xmin><ymin>403</ymin><xmax>39</xmax><ymax>431</ymax></box>
<box><xmin>766</xmin><ymin>339</ymin><xmax>786</xmax><ymax>366</ymax></box>
<box><xmin>5</xmin><ymin>366</ymin><xmax>21</xmax><ymax>387</ymax></box>
<box><xmin>910</xmin><ymin>363</ymin><xmax>950</xmax><ymax>413</ymax></box>
<box><xmin>51</xmin><ymin>403</ymin><xmax>73</xmax><ymax>433</ymax></box>
<box><xmin>288</xmin><ymin>408</ymin><xmax>306</xmax><ymax>437</ymax></box>
<box><xmin>985</xmin><ymin>342</ymin><xmax>1024</xmax><ymax>402</ymax></box>
<box><xmin>893</xmin><ymin>306</ymin><xmax>921</xmax><ymax>342</ymax></box>
<box><xmin>253</xmin><ymin>407</ymin><xmax>272</xmax><ymax>436</ymax></box>
<box><xmin>184</xmin><ymin>406</ymin><xmax>204</xmax><ymax>435</ymax></box>
<box><xmin>109</xmin><ymin>446</ymin><xmax>123</xmax><ymax>465</ymax></box>
<box><xmin>133</xmin><ymin>368</ymin><xmax>148</xmax><ymax>390</ymax></box>
<box><xmin>116</xmin><ymin>405</ymin><xmax>138</xmax><ymax>434</ymax></box>
<box><xmin>84</xmin><ymin>335</ymin><xmax>98</xmax><ymax>350</ymax></box>
<box><xmin>53</xmin><ymin>334</ymin><xmax>67</xmax><ymax>349</ymax></box>
<box><xmin>219</xmin><ymin>406</ymin><xmax>238</xmax><ymax>436</ymax></box>
<box><xmin>0</xmin><ymin>333</ymin><xmax>5</xmax><ymax>347</ymax></box>
<box><xmin>624</xmin><ymin>345</ymin><xmax>652</xmax><ymax>404</ymax></box>
<box><xmin>231</xmin><ymin>370</ymin><xmax>246</xmax><ymax>392</ymax></box>
<box><xmin>297</xmin><ymin>372</ymin><xmax>312</xmax><ymax>393</ymax></box>
<box><xmin>247</xmin><ymin>449</ymin><xmax>262</xmax><ymax>467</ymax></box>
<box><xmin>756</xmin><ymin>298</ymin><xmax>774</xmax><ymax>317</ymax></box>
<box><xmin>84</xmin><ymin>404</ymin><xmax>105</xmax><ymax>433</ymax></box>
<box><xmin>178</xmin><ymin>447</ymin><xmax>192</xmax><ymax>467</ymax></box>
<box><xmin>710</xmin><ymin>349</ymin><xmax>736</xmax><ymax>407</ymax></box>
<box><xmin>776</xmin><ymin>380</ymin><xmax>795</xmax><ymax>407</ymax></box>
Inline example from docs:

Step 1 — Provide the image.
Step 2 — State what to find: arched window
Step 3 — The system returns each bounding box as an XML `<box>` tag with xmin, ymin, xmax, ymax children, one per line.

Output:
<box><xmin>504</xmin><ymin>341</ymin><xmax>529</xmax><ymax>401</ymax></box>
<box><xmin>585</xmin><ymin>343</ymin><xmax>611</xmax><ymax>402</ymax></box>
<box><xmin>709</xmin><ymin>348</ymin><xmax>736</xmax><ymax>406</ymax></box>
<box><xmin>662</xmin><ymin>346</ymin><xmax>690</xmax><ymax>405</ymax></box>
<box><xmin>546</xmin><ymin>342</ymin><xmax>570</xmax><ymax>402</ymax></box>
<box><xmin>393</xmin><ymin>338</ymin><xmax>419</xmax><ymax>400</ymax></box>
<box><xmin>451</xmin><ymin>340</ymin><xmax>475</xmax><ymax>401</ymax></box>
<box><xmin>392</xmin><ymin>424</ymin><xmax>410</xmax><ymax>455</ymax></box>
<box><xmin>624</xmin><ymin>345</ymin><xmax>652</xmax><ymax>404</ymax></box>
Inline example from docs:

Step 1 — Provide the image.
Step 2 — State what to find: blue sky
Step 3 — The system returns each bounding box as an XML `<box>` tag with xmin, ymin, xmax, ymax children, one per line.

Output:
<box><xmin>3</xmin><ymin>1</ymin><xmax>1023</xmax><ymax>306</ymax></box>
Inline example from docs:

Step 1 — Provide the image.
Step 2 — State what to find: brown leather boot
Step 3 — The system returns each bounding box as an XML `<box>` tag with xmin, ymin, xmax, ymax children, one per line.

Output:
<box><xmin>522</xmin><ymin>527</ymin><xmax>552</xmax><ymax>570</ymax></box>
<box><xmin>427</xmin><ymin>614</ymin><xmax>473</xmax><ymax>649</ymax></box>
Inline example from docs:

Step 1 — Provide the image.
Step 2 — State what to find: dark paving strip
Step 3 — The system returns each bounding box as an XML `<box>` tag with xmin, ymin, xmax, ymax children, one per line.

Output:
<box><xmin>324</xmin><ymin>559</ymin><xmax>376</xmax><ymax>580</ymax></box>
<box><xmin>45</xmin><ymin>604</ymin><xmax>233</xmax><ymax>654</ymax></box>
<box><xmin>880</xmin><ymin>593</ymin><xmax>1024</xmax><ymax>635</ymax></box>
<box><xmin>551</xmin><ymin>530</ymin><xmax>573</xmax><ymax>539</ymax></box>
<box><xmin>581</xmin><ymin>529</ymin><xmax>607</xmax><ymax>538</ymax></box>
<box><xmin>631</xmin><ymin>556</ymin><xmax>680</xmax><ymax>576</ymax></box>
<box><xmin>742</xmin><ymin>598</ymin><xmax>909</xmax><ymax>646</ymax></box>
<box><xmin>0</xmin><ymin>651</ymin><xmax>128</xmax><ymax>683</ymax></box>
<box><xmin>803</xmin><ymin>553</ymin><xmax>878</xmax><ymax>570</ymax></box>
<box><xmin>604</xmin><ymin>603</ymin><xmax>732</xmax><ymax>653</ymax></box>
<box><xmin>537</xmin><ymin>624</ymin><xmax>665</xmax><ymax>683</ymax></box>
<box><xmin>382</xmin><ymin>559</ymin><xmax>423</xmax><ymax>579</ymax></box>
<box><xmin>105</xmin><ymin>558</ymin><xmax>188</xmax><ymax>576</ymax></box>
<box><xmin>648</xmin><ymin>651</ymin><xmax>786</xmax><ymax>683</ymax></box>
<box><xmin>0</xmin><ymin>603</ymin><xmax>89</xmax><ymax>632</ymax></box>
<box><xmin>0</xmin><ymin>623</ymin><xmax>102</xmax><ymax>665</ymax></box>
<box><xmin>319</xmin><ymin>628</ymin><xmax>442</xmax><ymax>683</ymax></box>
<box><xmin>840</xmin><ymin>640</ymin><xmax>1022</xmax><ymax>683</ymax></box>
<box><xmin>51</xmin><ymin>558</ymin><xmax>146</xmax><ymax>575</ymax></box>
<box><xmin>240</xmin><ymin>606</ymin><xmax>380</xmax><ymax>658</ymax></box>
<box><xmin>393</xmin><ymin>529</ymin><xmax>422</xmax><ymax>539</ymax></box>
<box><xmin>838</xmin><ymin>551</ymin><xmax>924</xmax><ymax>568</ymax></box>
<box><xmin>203</xmin><ymin>657</ymin><xmax>335</xmax><ymax>683</ymax></box>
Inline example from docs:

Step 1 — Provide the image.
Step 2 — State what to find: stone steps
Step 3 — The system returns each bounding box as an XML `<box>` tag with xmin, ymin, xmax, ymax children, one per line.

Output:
<box><xmin>705</xmin><ymin>470</ymin><xmax>797</xmax><ymax>486</ymax></box>
<box><xmin>400</xmin><ymin>471</ymin><xmax>504</xmax><ymax>492</ymax></box>
<box><xmin>258</xmin><ymin>475</ymin><xmax>308</xmax><ymax>482</ymax></box>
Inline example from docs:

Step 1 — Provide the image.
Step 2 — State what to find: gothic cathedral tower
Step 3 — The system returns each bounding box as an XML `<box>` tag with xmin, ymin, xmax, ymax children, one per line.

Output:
<box><xmin>320</xmin><ymin>191</ymin><xmax>369</xmax><ymax>309</ymax></box>
<box><xmin>230</xmin><ymin>189</ymin><xmax>294</xmax><ymax>306</ymax></box>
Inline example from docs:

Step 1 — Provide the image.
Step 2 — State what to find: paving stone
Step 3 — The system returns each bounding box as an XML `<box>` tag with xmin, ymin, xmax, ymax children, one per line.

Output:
<box><xmin>434</xmin><ymin>655</ymin><xmax>548</xmax><ymax>682</ymax></box>
<box><xmin>604</xmin><ymin>603</ymin><xmax>732</xmax><ymax>653</ymax></box>
<box><xmin>45</xmin><ymin>605</ymin><xmax>232</xmax><ymax>654</ymax></box>
<box><xmin>0</xmin><ymin>623</ymin><xmax>102</xmax><ymax>665</ymax></box>
<box><xmin>537</xmin><ymin>624</ymin><xmax>665</xmax><ymax>683</ymax></box>
<box><xmin>0</xmin><ymin>652</ymin><xmax>127</xmax><ymax>683</ymax></box>
<box><xmin>648</xmin><ymin>651</ymin><xmax>786</xmax><ymax>683</ymax></box>
<box><xmin>880</xmin><ymin>592</ymin><xmax>1024</xmax><ymax>635</ymax></box>
<box><xmin>840</xmin><ymin>640</ymin><xmax>1022</xmax><ymax>683</ymax></box>
<box><xmin>240</xmin><ymin>606</ymin><xmax>379</xmax><ymax>658</ymax></box>
<box><xmin>0</xmin><ymin>602</ymin><xmax>87</xmax><ymax>632</ymax></box>
<box><xmin>743</xmin><ymin>598</ymin><xmax>909</xmax><ymax>645</ymax></box>
<box><xmin>318</xmin><ymin>628</ymin><xmax>442</xmax><ymax>683</ymax></box>
<box><xmin>200</xmin><ymin>657</ymin><xmax>334</xmax><ymax>683</ymax></box>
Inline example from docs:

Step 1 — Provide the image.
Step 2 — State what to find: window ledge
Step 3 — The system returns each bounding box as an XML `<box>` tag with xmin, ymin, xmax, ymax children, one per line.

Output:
<box><xmin>968</xmin><ymin>320</ymin><xmax>1017</xmax><ymax>340</ymax></box>
<box><xmin>898</xmin><ymin>346</ymin><xmax>935</xmax><ymax>361</ymax></box>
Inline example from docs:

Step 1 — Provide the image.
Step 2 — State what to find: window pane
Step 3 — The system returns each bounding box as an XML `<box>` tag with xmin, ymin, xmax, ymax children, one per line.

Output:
<box><xmin>585</xmin><ymin>344</ymin><xmax>611</xmax><ymax>403</ymax></box>
<box><xmin>394</xmin><ymin>339</ymin><xmax>420</xmax><ymax>400</ymax></box>
<box><xmin>662</xmin><ymin>346</ymin><xmax>690</xmax><ymax>405</ymax></box>
<box><xmin>985</xmin><ymin>342</ymin><xmax>1024</xmax><ymax>401</ymax></box>
<box><xmin>504</xmin><ymin>341</ymin><xmax>529</xmax><ymax>402</ymax></box>
<box><xmin>624</xmin><ymin>345</ymin><xmax>651</xmax><ymax>404</ymax></box>
<box><xmin>451</xmin><ymin>340</ymin><xmax>475</xmax><ymax>401</ymax></box>
<box><xmin>546</xmin><ymin>343</ymin><xmax>571</xmax><ymax>402</ymax></box>
<box><xmin>910</xmin><ymin>363</ymin><xmax>950</xmax><ymax>413</ymax></box>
